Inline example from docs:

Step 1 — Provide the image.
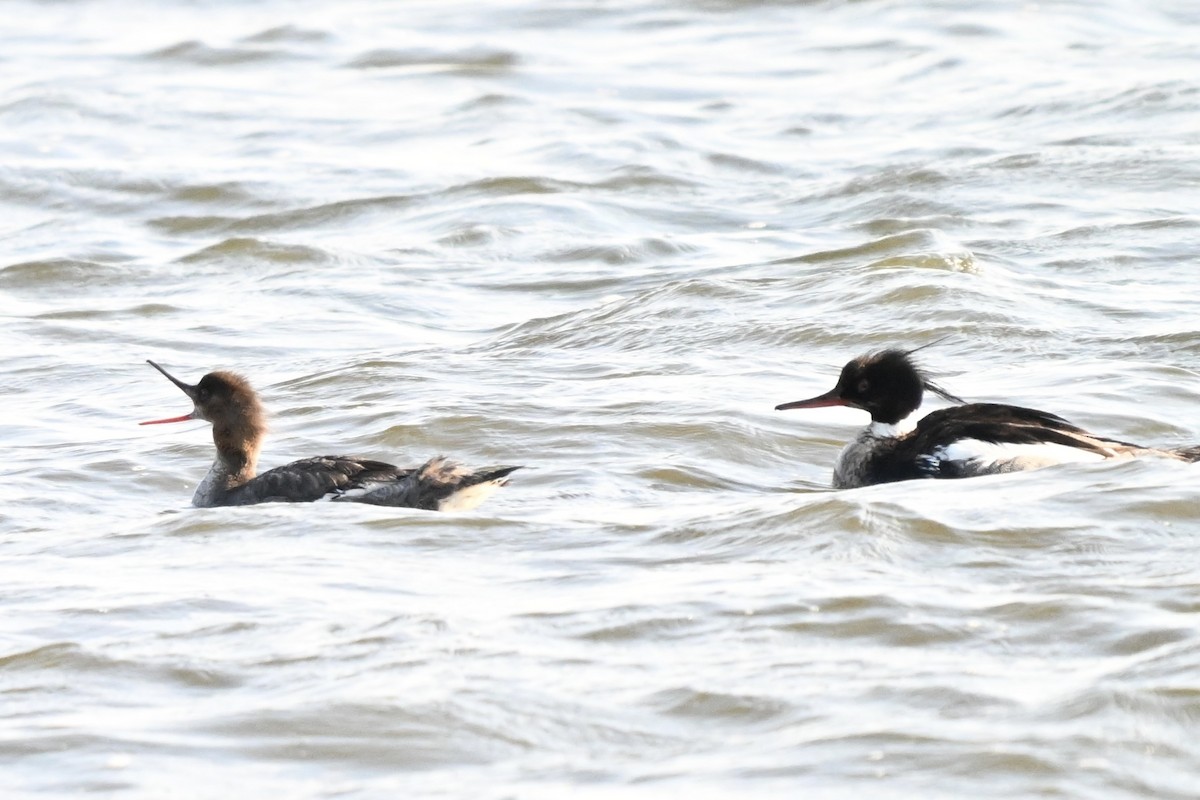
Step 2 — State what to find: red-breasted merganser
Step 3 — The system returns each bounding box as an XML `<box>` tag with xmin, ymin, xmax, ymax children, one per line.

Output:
<box><xmin>141</xmin><ymin>361</ymin><xmax>521</xmax><ymax>509</ymax></box>
<box><xmin>776</xmin><ymin>348</ymin><xmax>1200</xmax><ymax>489</ymax></box>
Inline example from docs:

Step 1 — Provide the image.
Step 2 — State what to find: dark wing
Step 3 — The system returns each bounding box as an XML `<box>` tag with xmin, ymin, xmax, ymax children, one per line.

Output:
<box><xmin>342</xmin><ymin>456</ymin><xmax>522</xmax><ymax>510</ymax></box>
<box><xmin>914</xmin><ymin>403</ymin><xmax>1103</xmax><ymax>447</ymax></box>
<box><xmin>226</xmin><ymin>456</ymin><xmax>413</xmax><ymax>505</ymax></box>
<box><xmin>886</xmin><ymin>403</ymin><xmax>1131</xmax><ymax>480</ymax></box>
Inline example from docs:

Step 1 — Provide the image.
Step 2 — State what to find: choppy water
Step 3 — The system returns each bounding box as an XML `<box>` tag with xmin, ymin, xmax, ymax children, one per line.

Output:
<box><xmin>3</xmin><ymin>1</ymin><xmax>1200</xmax><ymax>797</ymax></box>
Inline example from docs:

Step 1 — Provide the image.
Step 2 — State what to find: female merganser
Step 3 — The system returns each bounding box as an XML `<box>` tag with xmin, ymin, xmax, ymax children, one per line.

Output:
<box><xmin>141</xmin><ymin>361</ymin><xmax>521</xmax><ymax>509</ymax></box>
<box><xmin>776</xmin><ymin>348</ymin><xmax>1200</xmax><ymax>489</ymax></box>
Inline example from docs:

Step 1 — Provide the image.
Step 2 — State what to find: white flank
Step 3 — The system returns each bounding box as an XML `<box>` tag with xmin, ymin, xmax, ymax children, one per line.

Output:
<box><xmin>932</xmin><ymin>439</ymin><xmax>1107</xmax><ymax>469</ymax></box>
<box><xmin>438</xmin><ymin>480</ymin><xmax>505</xmax><ymax>512</ymax></box>
<box><xmin>191</xmin><ymin>461</ymin><xmax>226</xmax><ymax>508</ymax></box>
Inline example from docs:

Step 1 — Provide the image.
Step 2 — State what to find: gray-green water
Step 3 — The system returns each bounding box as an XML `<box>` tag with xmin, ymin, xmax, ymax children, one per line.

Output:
<box><xmin>3</xmin><ymin>1</ymin><xmax>1199</xmax><ymax>797</ymax></box>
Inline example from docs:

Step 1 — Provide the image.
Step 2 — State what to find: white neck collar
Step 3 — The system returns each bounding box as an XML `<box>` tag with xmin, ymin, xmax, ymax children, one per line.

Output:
<box><xmin>865</xmin><ymin>415</ymin><xmax>916</xmax><ymax>439</ymax></box>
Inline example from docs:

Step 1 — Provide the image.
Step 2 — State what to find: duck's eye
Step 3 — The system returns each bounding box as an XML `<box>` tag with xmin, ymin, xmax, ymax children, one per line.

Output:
<box><xmin>197</xmin><ymin>388</ymin><xmax>210</xmax><ymax>401</ymax></box>
<box><xmin>857</xmin><ymin>378</ymin><xmax>870</xmax><ymax>394</ymax></box>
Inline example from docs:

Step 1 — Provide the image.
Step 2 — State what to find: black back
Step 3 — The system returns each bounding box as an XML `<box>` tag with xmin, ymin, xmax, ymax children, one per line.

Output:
<box><xmin>224</xmin><ymin>456</ymin><xmax>414</xmax><ymax>505</ymax></box>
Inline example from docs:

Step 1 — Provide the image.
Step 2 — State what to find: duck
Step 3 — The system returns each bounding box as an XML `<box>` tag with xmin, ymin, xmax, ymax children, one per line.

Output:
<box><xmin>141</xmin><ymin>360</ymin><xmax>521</xmax><ymax>509</ymax></box>
<box><xmin>776</xmin><ymin>348</ymin><xmax>1200</xmax><ymax>489</ymax></box>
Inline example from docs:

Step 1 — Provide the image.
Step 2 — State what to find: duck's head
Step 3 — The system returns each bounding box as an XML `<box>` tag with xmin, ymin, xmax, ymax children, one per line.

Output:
<box><xmin>140</xmin><ymin>361</ymin><xmax>263</xmax><ymax>430</ymax></box>
<box><xmin>776</xmin><ymin>349</ymin><xmax>962</xmax><ymax>425</ymax></box>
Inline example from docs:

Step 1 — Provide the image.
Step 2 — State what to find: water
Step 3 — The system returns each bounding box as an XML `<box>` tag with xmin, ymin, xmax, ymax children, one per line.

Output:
<box><xmin>2</xmin><ymin>0</ymin><xmax>1199</xmax><ymax>797</ymax></box>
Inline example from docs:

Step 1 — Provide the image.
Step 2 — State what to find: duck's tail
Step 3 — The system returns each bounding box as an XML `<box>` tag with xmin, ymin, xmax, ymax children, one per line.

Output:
<box><xmin>1171</xmin><ymin>445</ymin><xmax>1200</xmax><ymax>462</ymax></box>
<box><xmin>419</xmin><ymin>458</ymin><xmax>523</xmax><ymax>512</ymax></box>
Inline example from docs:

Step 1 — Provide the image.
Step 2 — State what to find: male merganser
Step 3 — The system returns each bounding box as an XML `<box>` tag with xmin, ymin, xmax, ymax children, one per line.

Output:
<box><xmin>776</xmin><ymin>348</ymin><xmax>1200</xmax><ymax>489</ymax></box>
<box><xmin>141</xmin><ymin>361</ymin><xmax>521</xmax><ymax>509</ymax></box>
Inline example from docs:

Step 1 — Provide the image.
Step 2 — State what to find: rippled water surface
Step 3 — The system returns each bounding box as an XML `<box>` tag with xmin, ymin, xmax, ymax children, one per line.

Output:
<box><xmin>3</xmin><ymin>1</ymin><xmax>1200</xmax><ymax>797</ymax></box>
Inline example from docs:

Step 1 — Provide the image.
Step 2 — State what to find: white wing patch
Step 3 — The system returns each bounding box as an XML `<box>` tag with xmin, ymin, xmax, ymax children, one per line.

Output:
<box><xmin>322</xmin><ymin>487</ymin><xmax>367</xmax><ymax>501</ymax></box>
<box><xmin>932</xmin><ymin>438</ymin><xmax>1108</xmax><ymax>470</ymax></box>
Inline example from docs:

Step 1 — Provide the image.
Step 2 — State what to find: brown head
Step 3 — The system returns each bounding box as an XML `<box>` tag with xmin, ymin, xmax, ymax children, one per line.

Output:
<box><xmin>775</xmin><ymin>349</ymin><xmax>963</xmax><ymax>425</ymax></box>
<box><xmin>141</xmin><ymin>361</ymin><xmax>266</xmax><ymax>475</ymax></box>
